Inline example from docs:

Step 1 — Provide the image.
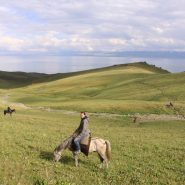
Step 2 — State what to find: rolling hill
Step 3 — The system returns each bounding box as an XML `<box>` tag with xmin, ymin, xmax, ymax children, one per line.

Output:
<box><xmin>0</xmin><ymin>62</ymin><xmax>169</xmax><ymax>89</ymax></box>
<box><xmin>0</xmin><ymin>71</ymin><xmax>49</xmax><ymax>89</ymax></box>
<box><xmin>0</xmin><ymin>62</ymin><xmax>185</xmax><ymax>185</ymax></box>
<box><xmin>1</xmin><ymin>62</ymin><xmax>183</xmax><ymax>115</ymax></box>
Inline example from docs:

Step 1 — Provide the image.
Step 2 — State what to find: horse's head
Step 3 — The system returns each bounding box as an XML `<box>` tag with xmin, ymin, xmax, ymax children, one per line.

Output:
<box><xmin>53</xmin><ymin>136</ymin><xmax>72</xmax><ymax>162</ymax></box>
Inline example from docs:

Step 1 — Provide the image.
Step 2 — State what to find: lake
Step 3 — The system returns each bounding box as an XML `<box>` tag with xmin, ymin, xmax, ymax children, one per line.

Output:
<box><xmin>0</xmin><ymin>55</ymin><xmax>184</xmax><ymax>74</ymax></box>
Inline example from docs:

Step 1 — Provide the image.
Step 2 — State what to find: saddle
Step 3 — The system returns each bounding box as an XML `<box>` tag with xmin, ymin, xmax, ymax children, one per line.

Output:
<box><xmin>72</xmin><ymin>135</ymin><xmax>91</xmax><ymax>156</ymax></box>
<box><xmin>80</xmin><ymin>135</ymin><xmax>91</xmax><ymax>156</ymax></box>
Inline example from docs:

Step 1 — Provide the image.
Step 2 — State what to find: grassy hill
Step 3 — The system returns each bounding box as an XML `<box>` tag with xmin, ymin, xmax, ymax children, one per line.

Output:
<box><xmin>2</xmin><ymin>62</ymin><xmax>184</xmax><ymax>115</ymax></box>
<box><xmin>1</xmin><ymin>61</ymin><xmax>184</xmax><ymax>115</ymax></box>
<box><xmin>0</xmin><ymin>71</ymin><xmax>49</xmax><ymax>88</ymax></box>
<box><xmin>0</xmin><ymin>62</ymin><xmax>185</xmax><ymax>185</ymax></box>
<box><xmin>0</xmin><ymin>62</ymin><xmax>169</xmax><ymax>88</ymax></box>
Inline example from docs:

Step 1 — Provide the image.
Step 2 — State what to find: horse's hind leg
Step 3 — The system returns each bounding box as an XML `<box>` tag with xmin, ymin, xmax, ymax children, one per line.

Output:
<box><xmin>98</xmin><ymin>153</ymin><xmax>104</xmax><ymax>162</ymax></box>
<box><xmin>98</xmin><ymin>153</ymin><xmax>104</xmax><ymax>168</ymax></box>
<box><xmin>97</xmin><ymin>150</ymin><xmax>109</xmax><ymax>168</ymax></box>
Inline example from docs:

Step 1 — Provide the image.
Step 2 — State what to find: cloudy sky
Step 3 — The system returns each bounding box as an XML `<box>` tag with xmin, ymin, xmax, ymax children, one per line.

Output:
<box><xmin>0</xmin><ymin>0</ymin><xmax>185</xmax><ymax>55</ymax></box>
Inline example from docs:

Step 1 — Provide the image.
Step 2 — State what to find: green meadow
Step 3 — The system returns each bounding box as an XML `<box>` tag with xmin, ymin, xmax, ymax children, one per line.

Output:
<box><xmin>0</xmin><ymin>62</ymin><xmax>185</xmax><ymax>185</ymax></box>
<box><xmin>5</xmin><ymin>62</ymin><xmax>185</xmax><ymax>115</ymax></box>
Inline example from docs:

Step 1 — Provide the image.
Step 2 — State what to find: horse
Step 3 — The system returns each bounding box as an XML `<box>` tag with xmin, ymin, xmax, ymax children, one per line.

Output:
<box><xmin>165</xmin><ymin>102</ymin><xmax>174</xmax><ymax>108</ymax></box>
<box><xmin>53</xmin><ymin>135</ymin><xmax>111</xmax><ymax>168</ymax></box>
<box><xmin>4</xmin><ymin>109</ymin><xmax>16</xmax><ymax>116</ymax></box>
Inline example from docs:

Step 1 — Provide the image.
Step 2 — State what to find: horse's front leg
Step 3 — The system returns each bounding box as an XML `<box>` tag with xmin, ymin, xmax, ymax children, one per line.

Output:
<box><xmin>73</xmin><ymin>152</ymin><xmax>79</xmax><ymax>167</ymax></box>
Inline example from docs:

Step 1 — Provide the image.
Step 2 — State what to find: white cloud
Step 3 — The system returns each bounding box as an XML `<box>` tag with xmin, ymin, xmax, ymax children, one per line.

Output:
<box><xmin>0</xmin><ymin>0</ymin><xmax>185</xmax><ymax>53</ymax></box>
<box><xmin>0</xmin><ymin>35</ymin><xmax>25</xmax><ymax>51</ymax></box>
<box><xmin>152</xmin><ymin>27</ymin><xmax>164</xmax><ymax>34</ymax></box>
<box><xmin>109</xmin><ymin>39</ymin><xmax>127</xmax><ymax>46</ymax></box>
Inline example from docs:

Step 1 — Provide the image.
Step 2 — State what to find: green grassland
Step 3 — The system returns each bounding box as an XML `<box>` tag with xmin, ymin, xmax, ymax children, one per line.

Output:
<box><xmin>0</xmin><ymin>110</ymin><xmax>184</xmax><ymax>185</ymax></box>
<box><xmin>0</xmin><ymin>62</ymin><xmax>185</xmax><ymax>185</ymax></box>
<box><xmin>7</xmin><ymin>62</ymin><xmax>185</xmax><ymax>115</ymax></box>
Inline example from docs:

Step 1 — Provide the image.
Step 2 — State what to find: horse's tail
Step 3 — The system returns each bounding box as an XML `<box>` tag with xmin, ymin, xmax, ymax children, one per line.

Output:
<box><xmin>105</xmin><ymin>140</ymin><xmax>111</xmax><ymax>161</ymax></box>
<box><xmin>4</xmin><ymin>110</ymin><xmax>6</xmax><ymax>115</ymax></box>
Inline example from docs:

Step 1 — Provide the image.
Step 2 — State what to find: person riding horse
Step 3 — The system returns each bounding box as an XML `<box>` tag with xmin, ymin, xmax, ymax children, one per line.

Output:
<box><xmin>4</xmin><ymin>106</ymin><xmax>15</xmax><ymax>116</ymax></box>
<box><xmin>72</xmin><ymin>112</ymin><xmax>90</xmax><ymax>154</ymax></box>
<box><xmin>7</xmin><ymin>107</ymin><xmax>12</xmax><ymax>113</ymax></box>
<box><xmin>53</xmin><ymin>112</ymin><xmax>111</xmax><ymax>167</ymax></box>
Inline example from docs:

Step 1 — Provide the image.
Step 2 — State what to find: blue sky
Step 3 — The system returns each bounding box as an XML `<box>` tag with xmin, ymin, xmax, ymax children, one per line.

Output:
<box><xmin>0</xmin><ymin>0</ymin><xmax>185</xmax><ymax>55</ymax></box>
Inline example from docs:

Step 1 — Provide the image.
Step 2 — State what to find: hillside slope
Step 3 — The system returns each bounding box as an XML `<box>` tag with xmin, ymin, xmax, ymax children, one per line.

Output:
<box><xmin>0</xmin><ymin>62</ymin><xmax>169</xmax><ymax>88</ymax></box>
<box><xmin>1</xmin><ymin>62</ymin><xmax>184</xmax><ymax>114</ymax></box>
<box><xmin>11</xmin><ymin>62</ymin><xmax>169</xmax><ymax>97</ymax></box>
<box><xmin>4</xmin><ymin>62</ymin><xmax>184</xmax><ymax>114</ymax></box>
<box><xmin>0</xmin><ymin>71</ymin><xmax>48</xmax><ymax>88</ymax></box>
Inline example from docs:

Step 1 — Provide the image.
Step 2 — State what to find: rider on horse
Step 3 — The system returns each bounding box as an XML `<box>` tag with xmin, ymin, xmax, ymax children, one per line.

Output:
<box><xmin>4</xmin><ymin>106</ymin><xmax>15</xmax><ymax>116</ymax></box>
<box><xmin>53</xmin><ymin>112</ymin><xmax>111</xmax><ymax>167</ymax></box>
<box><xmin>7</xmin><ymin>107</ymin><xmax>12</xmax><ymax>113</ymax></box>
<box><xmin>72</xmin><ymin>112</ymin><xmax>90</xmax><ymax>154</ymax></box>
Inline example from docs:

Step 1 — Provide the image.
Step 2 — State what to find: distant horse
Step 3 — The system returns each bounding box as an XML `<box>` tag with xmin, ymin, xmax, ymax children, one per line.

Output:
<box><xmin>165</xmin><ymin>102</ymin><xmax>174</xmax><ymax>108</ymax></box>
<box><xmin>53</xmin><ymin>136</ymin><xmax>111</xmax><ymax>168</ymax></box>
<box><xmin>4</xmin><ymin>109</ymin><xmax>16</xmax><ymax>116</ymax></box>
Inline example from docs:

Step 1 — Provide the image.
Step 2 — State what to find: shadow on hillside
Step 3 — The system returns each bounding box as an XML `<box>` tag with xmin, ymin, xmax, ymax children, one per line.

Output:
<box><xmin>40</xmin><ymin>151</ymin><xmax>76</xmax><ymax>165</ymax></box>
<box><xmin>39</xmin><ymin>150</ymin><xmax>83</xmax><ymax>165</ymax></box>
<box><xmin>60</xmin><ymin>156</ymin><xmax>74</xmax><ymax>164</ymax></box>
<box><xmin>62</xmin><ymin>154</ymin><xmax>98</xmax><ymax>167</ymax></box>
<box><xmin>40</xmin><ymin>151</ymin><xmax>53</xmax><ymax>161</ymax></box>
<box><xmin>60</xmin><ymin>155</ymin><xmax>91</xmax><ymax>166</ymax></box>
<box><xmin>40</xmin><ymin>150</ymin><xmax>99</xmax><ymax>168</ymax></box>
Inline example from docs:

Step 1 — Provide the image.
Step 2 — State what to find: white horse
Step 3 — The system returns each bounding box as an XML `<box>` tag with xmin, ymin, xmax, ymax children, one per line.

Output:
<box><xmin>53</xmin><ymin>136</ymin><xmax>111</xmax><ymax>168</ymax></box>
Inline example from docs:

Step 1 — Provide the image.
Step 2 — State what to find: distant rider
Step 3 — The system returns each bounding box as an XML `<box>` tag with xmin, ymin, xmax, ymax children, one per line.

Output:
<box><xmin>7</xmin><ymin>106</ymin><xmax>12</xmax><ymax>113</ymax></box>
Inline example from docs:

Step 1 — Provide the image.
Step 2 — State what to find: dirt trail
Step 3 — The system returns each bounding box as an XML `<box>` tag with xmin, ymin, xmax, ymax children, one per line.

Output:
<box><xmin>1</xmin><ymin>94</ymin><xmax>185</xmax><ymax>122</ymax></box>
<box><xmin>35</xmin><ymin>106</ymin><xmax>125</xmax><ymax>117</ymax></box>
<box><xmin>1</xmin><ymin>94</ymin><xmax>30</xmax><ymax>109</ymax></box>
<box><xmin>132</xmin><ymin>114</ymin><xmax>185</xmax><ymax>123</ymax></box>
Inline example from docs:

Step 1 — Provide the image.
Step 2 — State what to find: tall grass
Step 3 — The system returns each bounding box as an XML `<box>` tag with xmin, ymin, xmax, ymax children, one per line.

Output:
<box><xmin>0</xmin><ymin>110</ymin><xmax>184</xmax><ymax>184</ymax></box>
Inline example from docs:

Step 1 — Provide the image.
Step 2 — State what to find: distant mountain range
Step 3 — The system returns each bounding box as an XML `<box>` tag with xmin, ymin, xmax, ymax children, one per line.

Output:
<box><xmin>0</xmin><ymin>51</ymin><xmax>185</xmax><ymax>58</ymax></box>
<box><xmin>105</xmin><ymin>51</ymin><xmax>185</xmax><ymax>58</ymax></box>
